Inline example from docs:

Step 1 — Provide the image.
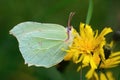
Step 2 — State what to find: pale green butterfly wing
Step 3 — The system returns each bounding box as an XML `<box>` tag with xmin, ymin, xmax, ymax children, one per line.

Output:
<box><xmin>10</xmin><ymin>22</ymin><xmax>73</xmax><ymax>68</ymax></box>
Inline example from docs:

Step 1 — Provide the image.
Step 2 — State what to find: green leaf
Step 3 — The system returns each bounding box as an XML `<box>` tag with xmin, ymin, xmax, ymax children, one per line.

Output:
<box><xmin>10</xmin><ymin>22</ymin><xmax>73</xmax><ymax>68</ymax></box>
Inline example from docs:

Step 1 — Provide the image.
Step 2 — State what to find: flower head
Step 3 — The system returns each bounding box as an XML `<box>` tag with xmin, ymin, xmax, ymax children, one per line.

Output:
<box><xmin>64</xmin><ymin>23</ymin><xmax>112</xmax><ymax>69</ymax></box>
<box><xmin>64</xmin><ymin>23</ymin><xmax>118</xmax><ymax>80</ymax></box>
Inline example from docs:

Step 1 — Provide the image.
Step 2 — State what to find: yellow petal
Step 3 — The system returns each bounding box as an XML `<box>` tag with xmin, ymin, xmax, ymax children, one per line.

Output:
<box><xmin>82</xmin><ymin>55</ymin><xmax>90</xmax><ymax>64</ymax></box>
<box><xmin>85</xmin><ymin>68</ymin><xmax>95</xmax><ymax>79</ymax></box>
<box><xmin>109</xmin><ymin>41</ymin><xmax>114</xmax><ymax>47</ymax></box>
<box><xmin>101</xmin><ymin>56</ymin><xmax>120</xmax><ymax>68</ymax></box>
<box><xmin>64</xmin><ymin>52</ymin><xmax>73</xmax><ymax>60</ymax></box>
<box><xmin>110</xmin><ymin>52</ymin><xmax>120</xmax><ymax>58</ymax></box>
<box><xmin>99</xmin><ymin>27</ymin><xmax>112</xmax><ymax>37</ymax></box>
<box><xmin>93</xmin><ymin>52</ymin><xmax>101</xmax><ymax>64</ymax></box>
<box><xmin>76</xmin><ymin>54</ymin><xmax>84</xmax><ymax>63</ymax></box>
<box><xmin>110</xmin><ymin>56</ymin><xmax>120</xmax><ymax>62</ymax></box>
<box><xmin>80</xmin><ymin>23</ymin><xmax>94</xmax><ymax>40</ymax></box>
<box><xmin>77</xmin><ymin>64</ymin><xmax>88</xmax><ymax>71</ymax></box>
<box><xmin>110</xmin><ymin>61</ymin><xmax>120</xmax><ymax>66</ymax></box>
<box><xmin>96</xmin><ymin>27</ymin><xmax>112</xmax><ymax>48</ymax></box>
<box><xmin>90</xmin><ymin>57</ymin><xmax>97</xmax><ymax>69</ymax></box>
<box><xmin>94</xmin><ymin>72</ymin><xmax>99</xmax><ymax>80</ymax></box>
<box><xmin>84</xmin><ymin>24</ymin><xmax>94</xmax><ymax>39</ymax></box>
<box><xmin>94</xmin><ymin>30</ymin><xmax>98</xmax><ymax>38</ymax></box>
<box><xmin>80</xmin><ymin>23</ymin><xmax>86</xmax><ymax>38</ymax></box>
<box><xmin>100</xmin><ymin>72</ymin><xmax>107</xmax><ymax>80</ymax></box>
<box><xmin>106</xmin><ymin>71</ymin><xmax>115</xmax><ymax>80</ymax></box>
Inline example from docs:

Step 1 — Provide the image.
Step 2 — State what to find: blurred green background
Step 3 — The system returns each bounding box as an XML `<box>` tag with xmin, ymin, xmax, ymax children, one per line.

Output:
<box><xmin>0</xmin><ymin>0</ymin><xmax>120</xmax><ymax>80</ymax></box>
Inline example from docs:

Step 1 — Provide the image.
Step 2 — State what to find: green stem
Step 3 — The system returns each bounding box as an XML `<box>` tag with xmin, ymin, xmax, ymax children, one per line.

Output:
<box><xmin>80</xmin><ymin>65</ymin><xmax>82</xmax><ymax>80</ymax></box>
<box><xmin>85</xmin><ymin>0</ymin><xmax>93</xmax><ymax>25</ymax></box>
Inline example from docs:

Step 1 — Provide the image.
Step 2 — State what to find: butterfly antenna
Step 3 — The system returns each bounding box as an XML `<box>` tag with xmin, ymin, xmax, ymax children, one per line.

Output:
<box><xmin>67</xmin><ymin>12</ymin><xmax>75</xmax><ymax>29</ymax></box>
<box><xmin>65</xmin><ymin>12</ymin><xmax>75</xmax><ymax>41</ymax></box>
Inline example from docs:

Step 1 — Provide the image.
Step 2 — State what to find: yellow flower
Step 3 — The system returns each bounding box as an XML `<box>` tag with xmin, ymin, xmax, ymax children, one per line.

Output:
<box><xmin>64</xmin><ymin>23</ymin><xmax>116</xmax><ymax>80</ymax></box>
<box><xmin>86</xmin><ymin>41</ymin><xmax>120</xmax><ymax>80</ymax></box>
<box><xmin>64</xmin><ymin>23</ymin><xmax>112</xmax><ymax>70</ymax></box>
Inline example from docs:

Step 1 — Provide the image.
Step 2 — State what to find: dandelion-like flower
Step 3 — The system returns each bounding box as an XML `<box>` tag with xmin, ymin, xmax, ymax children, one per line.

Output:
<box><xmin>86</xmin><ymin>41</ymin><xmax>120</xmax><ymax>80</ymax></box>
<box><xmin>64</xmin><ymin>23</ymin><xmax>116</xmax><ymax>79</ymax></box>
